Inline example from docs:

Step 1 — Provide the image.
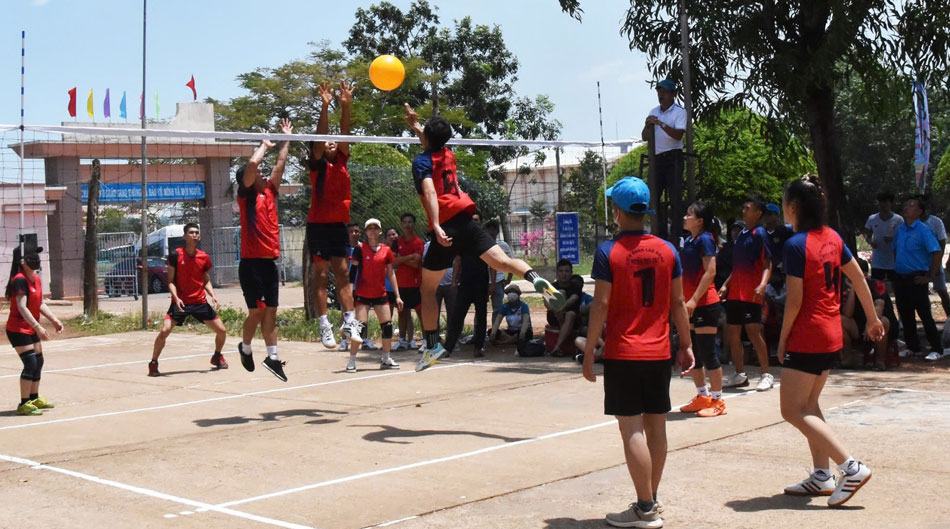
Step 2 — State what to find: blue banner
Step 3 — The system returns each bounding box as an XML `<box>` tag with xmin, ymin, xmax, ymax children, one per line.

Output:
<box><xmin>81</xmin><ymin>182</ymin><xmax>205</xmax><ymax>203</ymax></box>
<box><xmin>556</xmin><ymin>212</ymin><xmax>580</xmax><ymax>265</ymax></box>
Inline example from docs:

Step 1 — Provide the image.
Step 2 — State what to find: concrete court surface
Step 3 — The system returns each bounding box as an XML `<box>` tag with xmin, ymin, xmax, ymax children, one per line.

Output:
<box><xmin>0</xmin><ymin>331</ymin><xmax>947</xmax><ymax>529</ymax></box>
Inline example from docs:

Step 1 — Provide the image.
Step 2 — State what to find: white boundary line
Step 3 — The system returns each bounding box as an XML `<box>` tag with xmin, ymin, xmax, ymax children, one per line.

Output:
<box><xmin>0</xmin><ymin>362</ymin><xmax>472</xmax><ymax>431</ymax></box>
<box><xmin>0</xmin><ymin>349</ymin><xmax>238</xmax><ymax>379</ymax></box>
<box><xmin>0</xmin><ymin>452</ymin><xmax>318</xmax><ymax>529</ymax></box>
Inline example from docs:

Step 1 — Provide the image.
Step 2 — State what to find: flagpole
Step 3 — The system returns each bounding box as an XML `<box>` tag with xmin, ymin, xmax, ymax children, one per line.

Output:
<box><xmin>18</xmin><ymin>30</ymin><xmax>25</xmax><ymax>256</ymax></box>
<box><xmin>597</xmin><ymin>81</ymin><xmax>609</xmax><ymax>235</ymax></box>
<box><xmin>140</xmin><ymin>0</ymin><xmax>149</xmax><ymax>328</ymax></box>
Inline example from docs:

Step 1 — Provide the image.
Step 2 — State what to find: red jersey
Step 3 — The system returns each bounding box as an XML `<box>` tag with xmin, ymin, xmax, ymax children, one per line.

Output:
<box><xmin>784</xmin><ymin>227</ymin><xmax>853</xmax><ymax>353</ymax></box>
<box><xmin>307</xmin><ymin>151</ymin><xmax>351</xmax><ymax>224</ymax></box>
<box><xmin>727</xmin><ymin>226</ymin><xmax>771</xmax><ymax>303</ymax></box>
<box><xmin>6</xmin><ymin>272</ymin><xmax>42</xmax><ymax>335</ymax></box>
<box><xmin>394</xmin><ymin>235</ymin><xmax>424</xmax><ymax>288</ymax></box>
<box><xmin>680</xmin><ymin>231</ymin><xmax>719</xmax><ymax>307</ymax></box>
<box><xmin>238</xmin><ymin>181</ymin><xmax>280</xmax><ymax>259</ymax></box>
<box><xmin>169</xmin><ymin>247</ymin><xmax>212</xmax><ymax>304</ymax></box>
<box><xmin>353</xmin><ymin>242</ymin><xmax>394</xmax><ymax>299</ymax></box>
<box><xmin>411</xmin><ymin>148</ymin><xmax>476</xmax><ymax>230</ymax></box>
<box><xmin>592</xmin><ymin>231</ymin><xmax>682</xmax><ymax>361</ymax></box>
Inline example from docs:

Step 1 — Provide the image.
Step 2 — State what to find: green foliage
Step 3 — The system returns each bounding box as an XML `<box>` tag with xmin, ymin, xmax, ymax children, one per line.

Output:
<box><xmin>349</xmin><ymin>143</ymin><xmax>411</xmax><ymax>168</ymax></box>
<box><xmin>935</xmin><ymin>145</ymin><xmax>950</xmax><ymax>197</ymax></box>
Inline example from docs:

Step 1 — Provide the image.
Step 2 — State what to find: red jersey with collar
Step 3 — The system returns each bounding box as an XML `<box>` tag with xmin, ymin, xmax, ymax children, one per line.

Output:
<box><xmin>727</xmin><ymin>226</ymin><xmax>771</xmax><ymax>303</ymax></box>
<box><xmin>238</xmin><ymin>181</ymin><xmax>280</xmax><ymax>259</ymax></box>
<box><xmin>592</xmin><ymin>231</ymin><xmax>682</xmax><ymax>361</ymax></box>
<box><xmin>784</xmin><ymin>227</ymin><xmax>853</xmax><ymax>353</ymax></box>
<box><xmin>680</xmin><ymin>231</ymin><xmax>719</xmax><ymax>307</ymax></box>
<box><xmin>411</xmin><ymin>148</ymin><xmax>476</xmax><ymax>230</ymax></box>
<box><xmin>169</xmin><ymin>247</ymin><xmax>212</xmax><ymax>304</ymax></box>
<box><xmin>353</xmin><ymin>242</ymin><xmax>394</xmax><ymax>299</ymax></box>
<box><xmin>307</xmin><ymin>151</ymin><xmax>351</xmax><ymax>224</ymax></box>
<box><xmin>6</xmin><ymin>272</ymin><xmax>42</xmax><ymax>334</ymax></box>
<box><xmin>394</xmin><ymin>236</ymin><xmax>424</xmax><ymax>288</ymax></box>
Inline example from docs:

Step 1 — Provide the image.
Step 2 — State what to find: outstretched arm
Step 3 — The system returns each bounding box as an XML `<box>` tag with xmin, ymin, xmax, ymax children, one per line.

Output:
<box><xmin>405</xmin><ymin>104</ymin><xmax>429</xmax><ymax>150</ymax></box>
<box><xmin>337</xmin><ymin>81</ymin><xmax>352</xmax><ymax>156</ymax></box>
<box><xmin>312</xmin><ymin>82</ymin><xmax>333</xmax><ymax>160</ymax></box>
<box><xmin>270</xmin><ymin>118</ymin><xmax>293</xmax><ymax>189</ymax></box>
<box><xmin>246</xmin><ymin>131</ymin><xmax>275</xmax><ymax>191</ymax></box>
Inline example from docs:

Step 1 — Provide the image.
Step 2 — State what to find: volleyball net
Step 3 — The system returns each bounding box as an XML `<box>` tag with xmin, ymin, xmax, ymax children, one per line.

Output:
<box><xmin>0</xmin><ymin>112</ymin><xmax>639</xmax><ymax>304</ymax></box>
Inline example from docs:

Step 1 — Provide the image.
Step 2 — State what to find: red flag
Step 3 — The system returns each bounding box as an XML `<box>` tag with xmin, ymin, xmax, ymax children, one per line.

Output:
<box><xmin>186</xmin><ymin>75</ymin><xmax>196</xmax><ymax>101</ymax></box>
<box><xmin>67</xmin><ymin>87</ymin><xmax>77</xmax><ymax>117</ymax></box>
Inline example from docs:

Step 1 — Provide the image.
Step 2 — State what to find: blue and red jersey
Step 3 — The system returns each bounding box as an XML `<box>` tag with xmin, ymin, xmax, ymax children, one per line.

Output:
<box><xmin>412</xmin><ymin>148</ymin><xmax>476</xmax><ymax>230</ymax></box>
<box><xmin>680</xmin><ymin>231</ymin><xmax>719</xmax><ymax>307</ymax></box>
<box><xmin>728</xmin><ymin>226</ymin><xmax>771</xmax><ymax>303</ymax></box>
<box><xmin>592</xmin><ymin>231</ymin><xmax>682</xmax><ymax>361</ymax></box>
<box><xmin>783</xmin><ymin>226</ymin><xmax>853</xmax><ymax>353</ymax></box>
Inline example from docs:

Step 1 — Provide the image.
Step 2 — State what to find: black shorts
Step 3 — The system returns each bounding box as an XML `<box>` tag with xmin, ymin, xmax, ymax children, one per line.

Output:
<box><xmin>603</xmin><ymin>358</ymin><xmax>672</xmax><ymax>416</ymax></box>
<box><xmin>691</xmin><ymin>302</ymin><xmax>722</xmax><ymax>328</ymax></box>
<box><xmin>306</xmin><ymin>222</ymin><xmax>350</xmax><ymax>261</ymax></box>
<box><xmin>422</xmin><ymin>213</ymin><xmax>498</xmax><ymax>271</ymax></box>
<box><xmin>239</xmin><ymin>258</ymin><xmax>279</xmax><ymax>309</ymax></box>
<box><xmin>399</xmin><ymin>287</ymin><xmax>421</xmax><ymax>310</ymax></box>
<box><xmin>6</xmin><ymin>330</ymin><xmax>39</xmax><ymax>348</ymax></box>
<box><xmin>725</xmin><ymin>300</ymin><xmax>762</xmax><ymax>325</ymax></box>
<box><xmin>166</xmin><ymin>303</ymin><xmax>218</xmax><ymax>326</ymax></box>
<box><xmin>355</xmin><ymin>295</ymin><xmax>389</xmax><ymax>307</ymax></box>
<box><xmin>782</xmin><ymin>351</ymin><xmax>838</xmax><ymax>375</ymax></box>
<box><xmin>387</xmin><ymin>290</ymin><xmax>397</xmax><ymax>306</ymax></box>
<box><xmin>870</xmin><ymin>268</ymin><xmax>897</xmax><ymax>282</ymax></box>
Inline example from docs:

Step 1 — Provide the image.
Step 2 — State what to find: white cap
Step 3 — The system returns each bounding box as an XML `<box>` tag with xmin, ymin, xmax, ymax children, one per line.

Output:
<box><xmin>364</xmin><ymin>218</ymin><xmax>382</xmax><ymax>229</ymax></box>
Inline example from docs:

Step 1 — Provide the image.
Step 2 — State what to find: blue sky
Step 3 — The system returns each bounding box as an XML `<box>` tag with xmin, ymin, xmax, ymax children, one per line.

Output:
<box><xmin>2</xmin><ymin>0</ymin><xmax>660</xmax><ymax>141</ymax></box>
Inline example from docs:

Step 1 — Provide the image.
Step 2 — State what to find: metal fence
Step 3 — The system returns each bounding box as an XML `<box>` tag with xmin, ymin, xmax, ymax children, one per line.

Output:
<box><xmin>97</xmin><ymin>231</ymin><xmax>139</xmax><ymax>298</ymax></box>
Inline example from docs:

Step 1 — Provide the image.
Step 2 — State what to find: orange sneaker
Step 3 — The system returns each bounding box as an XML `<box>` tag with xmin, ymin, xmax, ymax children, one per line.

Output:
<box><xmin>697</xmin><ymin>398</ymin><xmax>727</xmax><ymax>417</ymax></box>
<box><xmin>680</xmin><ymin>394</ymin><xmax>713</xmax><ymax>413</ymax></box>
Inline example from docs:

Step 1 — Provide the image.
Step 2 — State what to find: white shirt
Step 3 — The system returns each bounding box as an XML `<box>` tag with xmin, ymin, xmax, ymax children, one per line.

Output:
<box><xmin>924</xmin><ymin>215</ymin><xmax>947</xmax><ymax>242</ymax></box>
<box><xmin>648</xmin><ymin>104</ymin><xmax>687</xmax><ymax>154</ymax></box>
<box><xmin>864</xmin><ymin>212</ymin><xmax>903</xmax><ymax>270</ymax></box>
<box><xmin>493</xmin><ymin>240</ymin><xmax>513</xmax><ymax>283</ymax></box>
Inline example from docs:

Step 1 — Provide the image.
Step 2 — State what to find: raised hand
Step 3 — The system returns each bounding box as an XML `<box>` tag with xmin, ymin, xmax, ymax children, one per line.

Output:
<box><xmin>405</xmin><ymin>103</ymin><xmax>419</xmax><ymax>128</ymax></box>
<box><xmin>279</xmin><ymin>118</ymin><xmax>293</xmax><ymax>135</ymax></box>
<box><xmin>318</xmin><ymin>81</ymin><xmax>333</xmax><ymax>107</ymax></box>
<box><xmin>259</xmin><ymin>127</ymin><xmax>275</xmax><ymax>149</ymax></box>
<box><xmin>337</xmin><ymin>80</ymin><xmax>354</xmax><ymax>106</ymax></box>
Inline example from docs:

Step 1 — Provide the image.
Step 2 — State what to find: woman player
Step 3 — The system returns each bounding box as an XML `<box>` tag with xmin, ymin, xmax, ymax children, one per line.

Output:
<box><xmin>5</xmin><ymin>251</ymin><xmax>64</xmax><ymax>416</ymax></box>
<box><xmin>778</xmin><ymin>175</ymin><xmax>882</xmax><ymax>507</ymax></box>
<box><xmin>678</xmin><ymin>201</ymin><xmax>727</xmax><ymax>417</ymax></box>
<box><xmin>346</xmin><ymin>218</ymin><xmax>404</xmax><ymax>373</ymax></box>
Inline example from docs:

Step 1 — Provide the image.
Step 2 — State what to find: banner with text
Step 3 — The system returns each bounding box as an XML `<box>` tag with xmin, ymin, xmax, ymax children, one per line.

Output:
<box><xmin>556</xmin><ymin>212</ymin><xmax>580</xmax><ymax>265</ymax></box>
<box><xmin>81</xmin><ymin>182</ymin><xmax>205</xmax><ymax>203</ymax></box>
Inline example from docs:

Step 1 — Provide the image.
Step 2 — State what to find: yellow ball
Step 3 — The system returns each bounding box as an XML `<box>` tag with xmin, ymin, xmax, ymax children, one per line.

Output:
<box><xmin>369</xmin><ymin>55</ymin><xmax>405</xmax><ymax>91</ymax></box>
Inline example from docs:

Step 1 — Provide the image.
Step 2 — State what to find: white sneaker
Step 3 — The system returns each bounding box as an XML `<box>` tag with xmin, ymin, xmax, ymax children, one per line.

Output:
<box><xmin>723</xmin><ymin>372</ymin><xmax>749</xmax><ymax>388</ymax></box>
<box><xmin>605</xmin><ymin>503</ymin><xmax>662</xmax><ymax>528</ymax></box>
<box><xmin>362</xmin><ymin>339</ymin><xmax>379</xmax><ymax>351</ymax></box>
<box><xmin>380</xmin><ymin>357</ymin><xmax>400</xmax><ymax>370</ymax></box>
<box><xmin>756</xmin><ymin>372</ymin><xmax>775</xmax><ymax>391</ymax></box>
<box><xmin>925</xmin><ymin>351</ymin><xmax>942</xmax><ymax>361</ymax></box>
<box><xmin>784</xmin><ymin>472</ymin><xmax>835</xmax><ymax>496</ymax></box>
<box><xmin>320</xmin><ymin>324</ymin><xmax>338</xmax><ymax>349</ymax></box>
<box><xmin>829</xmin><ymin>462</ymin><xmax>872</xmax><ymax>507</ymax></box>
<box><xmin>392</xmin><ymin>340</ymin><xmax>406</xmax><ymax>352</ymax></box>
<box><xmin>342</xmin><ymin>319</ymin><xmax>363</xmax><ymax>344</ymax></box>
<box><xmin>345</xmin><ymin>359</ymin><xmax>357</xmax><ymax>373</ymax></box>
<box><xmin>415</xmin><ymin>343</ymin><xmax>446</xmax><ymax>372</ymax></box>
<box><xmin>338</xmin><ymin>338</ymin><xmax>349</xmax><ymax>352</ymax></box>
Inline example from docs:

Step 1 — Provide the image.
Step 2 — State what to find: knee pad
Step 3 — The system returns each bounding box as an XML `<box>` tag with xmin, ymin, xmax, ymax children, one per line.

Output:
<box><xmin>694</xmin><ymin>333</ymin><xmax>720</xmax><ymax>370</ymax></box>
<box><xmin>18</xmin><ymin>350</ymin><xmax>37</xmax><ymax>381</ymax></box>
<box><xmin>380</xmin><ymin>321</ymin><xmax>394</xmax><ymax>339</ymax></box>
<box><xmin>34</xmin><ymin>353</ymin><xmax>44</xmax><ymax>381</ymax></box>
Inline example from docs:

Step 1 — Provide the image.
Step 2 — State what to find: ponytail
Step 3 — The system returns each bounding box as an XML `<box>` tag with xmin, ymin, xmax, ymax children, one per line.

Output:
<box><xmin>5</xmin><ymin>250</ymin><xmax>22</xmax><ymax>300</ymax></box>
<box><xmin>783</xmin><ymin>173</ymin><xmax>826</xmax><ymax>232</ymax></box>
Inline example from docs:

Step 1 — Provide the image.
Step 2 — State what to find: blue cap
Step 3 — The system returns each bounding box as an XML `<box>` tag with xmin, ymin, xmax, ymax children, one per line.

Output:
<box><xmin>766</xmin><ymin>203</ymin><xmax>780</xmax><ymax>214</ymax></box>
<box><xmin>606</xmin><ymin>177</ymin><xmax>655</xmax><ymax>215</ymax></box>
<box><xmin>656</xmin><ymin>79</ymin><xmax>677</xmax><ymax>92</ymax></box>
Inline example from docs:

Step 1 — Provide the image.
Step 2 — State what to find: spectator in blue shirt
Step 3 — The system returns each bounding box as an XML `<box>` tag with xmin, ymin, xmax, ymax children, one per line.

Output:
<box><xmin>490</xmin><ymin>284</ymin><xmax>533</xmax><ymax>345</ymax></box>
<box><xmin>893</xmin><ymin>195</ymin><xmax>943</xmax><ymax>358</ymax></box>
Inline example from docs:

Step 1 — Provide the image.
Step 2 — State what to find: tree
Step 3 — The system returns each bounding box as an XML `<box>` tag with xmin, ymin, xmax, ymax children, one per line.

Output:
<box><xmin>559</xmin><ymin>0</ymin><xmax>950</xmax><ymax>247</ymax></box>
<box><xmin>562</xmin><ymin>150</ymin><xmax>608</xmax><ymax>239</ymax></box>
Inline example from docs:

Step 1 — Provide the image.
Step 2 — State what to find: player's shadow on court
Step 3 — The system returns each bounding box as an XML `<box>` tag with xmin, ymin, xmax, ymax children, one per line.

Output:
<box><xmin>543</xmin><ymin>517</ymin><xmax>607</xmax><ymax>528</ymax></box>
<box><xmin>726</xmin><ymin>493</ymin><xmax>865</xmax><ymax>511</ymax></box>
<box><xmin>193</xmin><ymin>408</ymin><xmax>347</xmax><ymax>428</ymax></box>
<box><xmin>352</xmin><ymin>424</ymin><xmax>529</xmax><ymax>444</ymax></box>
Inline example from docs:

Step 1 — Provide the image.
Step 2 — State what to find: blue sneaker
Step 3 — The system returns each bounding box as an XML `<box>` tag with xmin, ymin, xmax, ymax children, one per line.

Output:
<box><xmin>533</xmin><ymin>277</ymin><xmax>566</xmax><ymax>311</ymax></box>
<box><xmin>415</xmin><ymin>343</ymin><xmax>447</xmax><ymax>372</ymax></box>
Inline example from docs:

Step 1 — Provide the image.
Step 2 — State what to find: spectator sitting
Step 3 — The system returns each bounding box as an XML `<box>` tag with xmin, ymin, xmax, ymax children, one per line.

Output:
<box><xmin>545</xmin><ymin>259</ymin><xmax>584</xmax><ymax>356</ymax></box>
<box><xmin>490</xmin><ymin>284</ymin><xmax>533</xmax><ymax>345</ymax></box>
<box><xmin>841</xmin><ymin>258</ymin><xmax>895</xmax><ymax>370</ymax></box>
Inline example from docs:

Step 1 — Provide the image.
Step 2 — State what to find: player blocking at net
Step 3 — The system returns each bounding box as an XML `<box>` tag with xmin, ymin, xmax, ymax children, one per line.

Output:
<box><xmin>404</xmin><ymin>104</ymin><xmax>565</xmax><ymax>372</ymax></box>
<box><xmin>307</xmin><ymin>81</ymin><xmax>363</xmax><ymax>351</ymax></box>
<box><xmin>148</xmin><ymin>223</ymin><xmax>227</xmax><ymax>377</ymax></box>
<box><xmin>234</xmin><ymin>118</ymin><xmax>293</xmax><ymax>382</ymax></box>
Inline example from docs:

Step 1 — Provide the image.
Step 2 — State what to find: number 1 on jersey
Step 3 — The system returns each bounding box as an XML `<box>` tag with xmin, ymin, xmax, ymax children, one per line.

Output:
<box><xmin>634</xmin><ymin>267</ymin><xmax>656</xmax><ymax>307</ymax></box>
